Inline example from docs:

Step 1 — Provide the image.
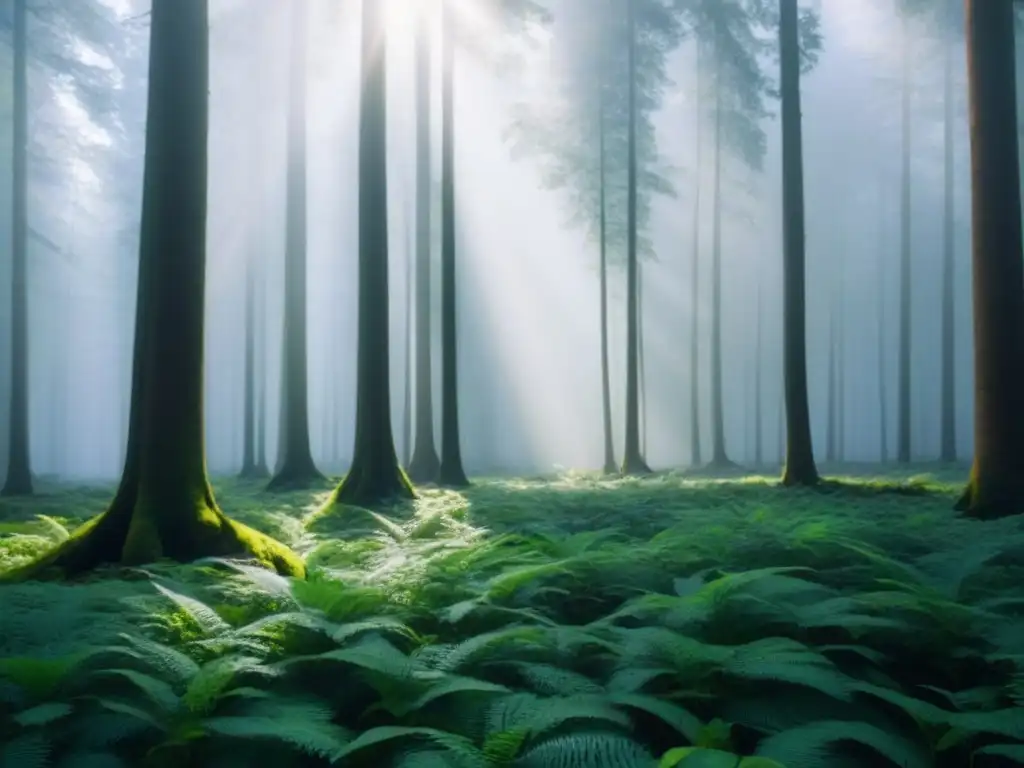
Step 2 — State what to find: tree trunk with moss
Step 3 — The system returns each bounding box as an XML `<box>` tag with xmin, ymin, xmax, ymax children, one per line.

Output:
<box><xmin>406</xmin><ymin>2</ymin><xmax>441</xmax><ymax>483</ymax></box>
<box><xmin>267</xmin><ymin>0</ymin><xmax>323</xmax><ymax>491</ymax></box>
<box><xmin>437</xmin><ymin>0</ymin><xmax>470</xmax><ymax>488</ymax></box>
<box><xmin>3</xmin><ymin>0</ymin><xmax>303</xmax><ymax>581</ymax></box>
<box><xmin>621</xmin><ymin>0</ymin><xmax>650</xmax><ymax>476</ymax></box>
<box><xmin>778</xmin><ymin>0</ymin><xmax>818</xmax><ymax>486</ymax></box>
<box><xmin>956</xmin><ymin>0</ymin><xmax>1024</xmax><ymax>519</ymax></box>
<box><xmin>3</xmin><ymin>0</ymin><xmax>32</xmax><ymax>497</ymax></box>
<box><xmin>330</xmin><ymin>0</ymin><xmax>415</xmax><ymax>507</ymax></box>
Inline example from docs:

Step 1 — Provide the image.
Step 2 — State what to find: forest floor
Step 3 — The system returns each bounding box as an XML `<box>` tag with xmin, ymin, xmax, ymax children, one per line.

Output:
<box><xmin>0</xmin><ymin>466</ymin><xmax>1022</xmax><ymax>767</ymax></box>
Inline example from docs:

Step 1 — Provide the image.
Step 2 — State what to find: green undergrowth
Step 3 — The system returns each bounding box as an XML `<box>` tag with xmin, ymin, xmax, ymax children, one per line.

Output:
<box><xmin>0</xmin><ymin>467</ymin><xmax>1022</xmax><ymax>767</ymax></box>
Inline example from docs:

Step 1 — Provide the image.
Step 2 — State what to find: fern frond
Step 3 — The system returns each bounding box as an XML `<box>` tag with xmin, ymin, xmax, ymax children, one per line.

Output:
<box><xmin>151</xmin><ymin>582</ymin><xmax>231</xmax><ymax>636</ymax></box>
<box><xmin>0</xmin><ymin>732</ymin><xmax>50</xmax><ymax>768</ymax></box>
<box><xmin>755</xmin><ymin>720</ymin><xmax>931</xmax><ymax>768</ymax></box>
<box><xmin>513</xmin><ymin>731</ymin><xmax>652</xmax><ymax>767</ymax></box>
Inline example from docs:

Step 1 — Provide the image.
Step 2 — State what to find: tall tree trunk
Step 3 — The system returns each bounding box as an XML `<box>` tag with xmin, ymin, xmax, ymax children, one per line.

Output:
<box><xmin>708</xmin><ymin>46</ymin><xmax>730</xmax><ymax>468</ymax></box>
<box><xmin>598</xmin><ymin>82</ymin><xmax>616</xmax><ymax>474</ymax></box>
<box><xmin>402</xmin><ymin>207</ymin><xmax>414</xmax><ymax>468</ymax></box>
<box><xmin>754</xmin><ymin>286</ymin><xmax>763</xmax><ymax>468</ymax></box>
<box><xmin>837</xmin><ymin>300</ymin><xmax>846</xmax><ymax>462</ymax></box>
<box><xmin>254</xmin><ymin>236</ymin><xmax>270</xmax><ymax>477</ymax></box>
<box><xmin>268</xmin><ymin>0</ymin><xmax>323</xmax><ymax>490</ymax></box>
<box><xmin>878</xmin><ymin>230</ymin><xmax>889</xmax><ymax>464</ymax></box>
<box><xmin>778</xmin><ymin>0</ymin><xmax>818</xmax><ymax>486</ymax></box>
<box><xmin>897</xmin><ymin>8</ymin><xmax>912</xmax><ymax>464</ymax></box>
<box><xmin>939</xmin><ymin>0</ymin><xmax>957</xmax><ymax>463</ymax></box>
<box><xmin>331</xmin><ymin>0</ymin><xmax>415</xmax><ymax>506</ymax></box>
<box><xmin>956</xmin><ymin>0</ymin><xmax>1024</xmax><ymax>518</ymax></box>
<box><xmin>239</xmin><ymin>254</ymin><xmax>259</xmax><ymax>477</ymax></box>
<box><xmin>690</xmin><ymin>43</ymin><xmax>702</xmax><ymax>468</ymax></box>
<box><xmin>406</xmin><ymin>0</ymin><xmax>441</xmax><ymax>482</ymax></box>
<box><xmin>622</xmin><ymin>0</ymin><xmax>649</xmax><ymax>475</ymax></box>
<box><xmin>3</xmin><ymin>0</ymin><xmax>32</xmax><ymax>497</ymax></box>
<box><xmin>826</xmin><ymin>307</ymin><xmax>836</xmax><ymax>463</ymax></box>
<box><xmin>638</xmin><ymin>260</ymin><xmax>647</xmax><ymax>458</ymax></box>
<box><xmin>436</xmin><ymin>0</ymin><xmax>470</xmax><ymax>487</ymax></box>
<box><xmin>776</xmin><ymin>388</ymin><xmax>784</xmax><ymax>466</ymax></box>
<box><xmin>8</xmin><ymin>0</ymin><xmax>303</xmax><ymax>580</ymax></box>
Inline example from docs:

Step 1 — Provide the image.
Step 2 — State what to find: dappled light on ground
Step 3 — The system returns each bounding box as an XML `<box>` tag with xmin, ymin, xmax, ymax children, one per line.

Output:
<box><xmin>1</xmin><ymin>468</ymin><xmax>1022</xmax><ymax>766</ymax></box>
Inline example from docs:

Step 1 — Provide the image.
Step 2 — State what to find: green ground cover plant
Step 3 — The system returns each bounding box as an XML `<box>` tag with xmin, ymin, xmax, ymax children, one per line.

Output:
<box><xmin>0</xmin><ymin>466</ymin><xmax>1022</xmax><ymax>767</ymax></box>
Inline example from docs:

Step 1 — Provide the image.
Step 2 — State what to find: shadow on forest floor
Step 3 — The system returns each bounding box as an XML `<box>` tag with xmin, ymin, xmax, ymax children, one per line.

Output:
<box><xmin>1</xmin><ymin>463</ymin><xmax>1023</xmax><ymax>766</ymax></box>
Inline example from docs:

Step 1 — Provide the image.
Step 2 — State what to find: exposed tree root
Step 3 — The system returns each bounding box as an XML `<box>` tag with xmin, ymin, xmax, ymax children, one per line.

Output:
<box><xmin>265</xmin><ymin>462</ymin><xmax>326</xmax><ymax>492</ymax></box>
<box><xmin>330</xmin><ymin>462</ymin><xmax>415</xmax><ymax>508</ymax></box>
<box><xmin>955</xmin><ymin>477</ymin><xmax>1024</xmax><ymax>520</ymax></box>
<box><xmin>1</xmin><ymin>494</ymin><xmax>305</xmax><ymax>582</ymax></box>
<box><xmin>621</xmin><ymin>454</ymin><xmax>652</xmax><ymax>476</ymax></box>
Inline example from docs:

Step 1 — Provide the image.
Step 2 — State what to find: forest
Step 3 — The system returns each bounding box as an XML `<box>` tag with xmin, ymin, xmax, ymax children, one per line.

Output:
<box><xmin>0</xmin><ymin>0</ymin><xmax>1023</xmax><ymax>765</ymax></box>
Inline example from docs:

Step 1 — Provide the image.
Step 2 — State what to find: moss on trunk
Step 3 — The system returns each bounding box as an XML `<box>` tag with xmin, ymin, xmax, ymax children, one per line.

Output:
<box><xmin>4</xmin><ymin>0</ymin><xmax>302</xmax><ymax>581</ymax></box>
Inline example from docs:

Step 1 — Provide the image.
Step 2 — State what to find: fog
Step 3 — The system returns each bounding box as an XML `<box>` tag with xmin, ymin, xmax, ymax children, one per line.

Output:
<box><xmin>0</xmin><ymin>0</ymin><xmax>988</xmax><ymax>483</ymax></box>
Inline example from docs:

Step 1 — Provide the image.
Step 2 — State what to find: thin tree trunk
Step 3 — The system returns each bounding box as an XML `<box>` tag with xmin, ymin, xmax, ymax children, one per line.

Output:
<box><xmin>826</xmin><ymin>306</ymin><xmax>836</xmax><ymax>463</ymax></box>
<box><xmin>897</xmin><ymin>8</ymin><xmax>912</xmax><ymax>464</ymax></box>
<box><xmin>3</xmin><ymin>0</ymin><xmax>32</xmax><ymax>497</ymax></box>
<box><xmin>837</xmin><ymin>298</ymin><xmax>846</xmax><ymax>462</ymax></box>
<box><xmin>9</xmin><ymin>0</ymin><xmax>302</xmax><ymax>579</ymax></box>
<box><xmin>254</xmin><ymin>235</ymin><xmax>269</xmax><ymax>476</ymax></box>
<box><xmin>402</xmin><ymin>196</ymin><xmax>414</xmax><ymax>467</ymax></box>
<box><xmin>331</xmin><ymin>0</ymin><xmax>414</xmax><ymax>505</ymax></box>
<box><xmin>598</xmin><ymin>81</ymin><xmax>616</xmax><ymax>474</ymax></box>
<box><xmin>268</xmin><ymin>0</ymin><xmax>323</xmax><ymax>490</ymax></box>
<box><xmin>754</xmin><ymin>286</ymin><xmax>763</xmax><ymax>468</ymax></box>
<box><xmin>406</xmin><ymin>0</ymin><xmax>441</xmax><ymax>481</ymax></box>
<box><xmin>878</xmin><ymin>223</ymin><xmax>889</xmax><ymax>464</ymax></box>
<box><xmin>622</xmin><ymin>0</ymin><xmax>649</xmax><ymax>475</ymax></box>
<box><xmin>436</xmin><ymin>0</ymin><xmax>469</xmax><ymax>487</ymax></box>
<box><xmin>690</xmin><ymin>43</ymin><xmax>702</xmax><ymax>468</ymax></box>
<box><xmin>939</xmin><ymin>0</ymin><xmax>957</xmax><ymax>463</ymax></box>
<box><xmin>779</xmin><ymin>0</ymin><xmax>818</xmax><ymax>486</ymax></box>
<box><xmin>956</xmin><ymin>0</ymin><xmax>1024</xmax><ymax>518</ymax></box>
<box><xmin>709</xmin><ymin>46</ymin><xmax>730</xmax><ymax>468</ymax></box>
<box><xmin>638</xmin><ymin>259</ymin><xmax>647</xmax><ymax>459</ymax></box>
<box><xmin>239</xmin><ymin>254</ymin><xmax>258</xmax><ymax>477</ymax></box>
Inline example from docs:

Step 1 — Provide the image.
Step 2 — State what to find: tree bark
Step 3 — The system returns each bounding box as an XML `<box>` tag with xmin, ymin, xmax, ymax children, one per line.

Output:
<box><xmin>778</xmin><ymin>0</ymin><xmax>818</xmax><ymax>486</ymax></box>
<box><xmin>267</xmin><ymin>0</ymin><xmax>323</xmax><ymax>490</ymax></box>
<box><xmin>5</xmin><ymin>0</ymin><xmax>303</xmax><ymax>580</ymax></box>
<box><xmin>621</xmin><ymin>0</ymin><xmax>649</xmax><ymax>475</ymax></box>
<box><xmin>406</xmin><ymin>1</ymin><xmax>441</xmax><ymax>482</ymax></box>
<box><xmin>436</xmin><ymin>0</ymin><xmax>470</xmax><ymax>488</ymax></box>
<box><xmin>957</xmin><ymin>0</ymin><xmax>1024</xmax><ymax>518</ymax></box>
<box><xmin>3</xmin><ymin>0</ymin><xmax>32</xmax><ymax>497</ymax></box>
<box><xmin>331</xmin><ymin>0</ymin><xmax>416</xmax><ymax>506</ymax></box>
